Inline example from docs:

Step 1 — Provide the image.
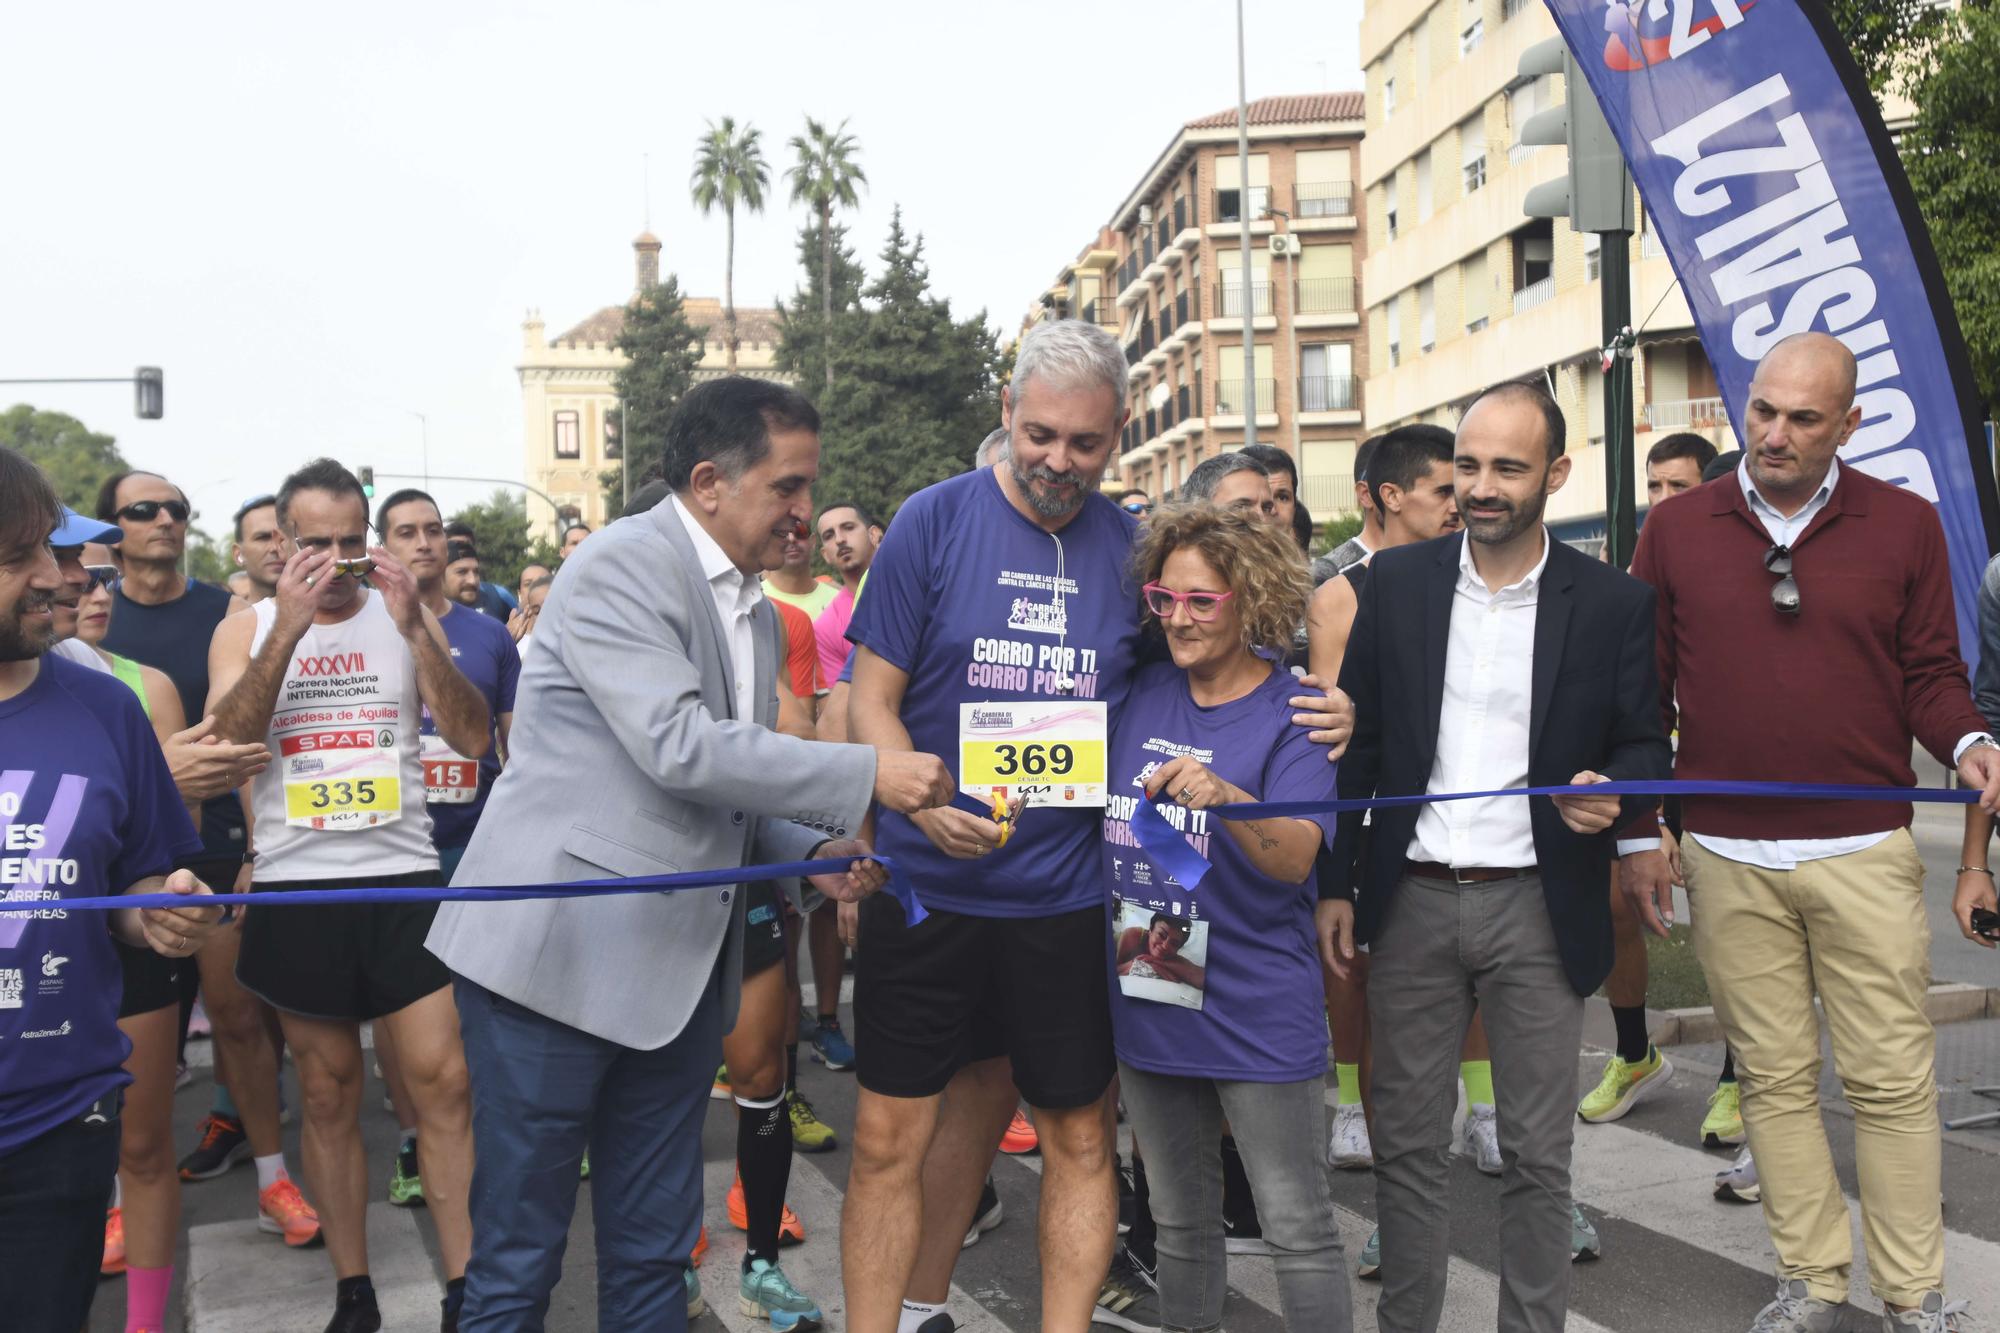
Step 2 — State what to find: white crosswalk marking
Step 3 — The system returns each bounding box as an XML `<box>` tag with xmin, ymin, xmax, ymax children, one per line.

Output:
<box><xmin>186</xmin><ymin>1202</ymin><xmax>441</xmax><ymax>1332</ymax></box>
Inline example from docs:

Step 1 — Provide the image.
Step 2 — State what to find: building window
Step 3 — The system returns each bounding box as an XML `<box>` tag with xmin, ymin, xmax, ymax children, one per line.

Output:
<box><xmin>1584</xmin><ymin>231</ymin><xmax>1603</xmax><ymax>282</ymax></box>
<box><xmin>1383</xmin><ymin>76</ymin><xmax>1396</xmax><ymax>119</ymax></box>
<box><xmin>1415</xmin><ymin>149</ymin><xmax>1434</xmax><ymax>223</ymax></box>
<box><xmin>1386</xmin><ymin>298</ymin><xmax>1402</xmax><ymax>369</ymax></box>
<box><xmin>553</xmin><ymin>409</ymin><xmax>580</xmax><ymax>460</ymax></box>
<box><xmin>1299</xmin><ymin>344</ymin><xmax>1355</xmax><ymax>411</ymax></box>
<box><xmin>1461</xmin><ymin>17</ymin><xmax>1484</xmax><ymax>54</ymax></box>
<box><xmin>1385</xmin><ymin>203</ymin><xmax>1399</xmax><ymax>241</ymax></box>
<box><xmin>1418</xmin><ymin>280</ymin><xmax>1436</xmax><ymax>353</ymax></box>
<box><xmin>1461</xmin><ymin>115</ymin><xmax>1487</xmax><ymax>194</ymax></box>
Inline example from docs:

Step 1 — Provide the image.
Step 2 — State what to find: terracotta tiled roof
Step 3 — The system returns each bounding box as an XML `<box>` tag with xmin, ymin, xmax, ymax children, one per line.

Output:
<box><xmin>1185</xmin><ymin>92</ymin><xmax>1365</xmax><ymax>129</ymax></box>
<box><xmin>552</xmin><ymin>299</ymin><xmax>782</xmax><ymax>350</ymax></box>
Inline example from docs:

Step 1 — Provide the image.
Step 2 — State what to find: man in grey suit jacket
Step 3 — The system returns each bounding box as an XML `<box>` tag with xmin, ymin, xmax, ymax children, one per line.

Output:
<box><xmin>429</xmin><ymin>378</ymin><xmax>954</xmax><ymax>1333</ymax></box>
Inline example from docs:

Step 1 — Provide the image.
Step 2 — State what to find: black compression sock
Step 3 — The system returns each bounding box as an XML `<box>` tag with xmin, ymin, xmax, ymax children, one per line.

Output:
<box><xmin>786</xmin><ymin>1042</ymin><xmax>799</xmax><ymax>1091</ymax></box>
<box><xmin>1612</xmin><ymin>1004</ymin><xmax>1651</xmax><ymax>1064</ymax></box>
<box><xmin>737</xmin><ymin>1095</ymin><xmax>792</xmax><ymax>1265</ymax></box>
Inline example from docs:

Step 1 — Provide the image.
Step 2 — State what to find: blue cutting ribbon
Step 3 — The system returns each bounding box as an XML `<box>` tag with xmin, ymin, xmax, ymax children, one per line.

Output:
<box><xmin>1128</xmin><ymin>779</ymin><xmax>1983</xmax><ymax>892</ymax></box>
<box><xmin>0</xmin><ymin>854</ymin><xmax>925</xmax><ymax>924</ymax></box>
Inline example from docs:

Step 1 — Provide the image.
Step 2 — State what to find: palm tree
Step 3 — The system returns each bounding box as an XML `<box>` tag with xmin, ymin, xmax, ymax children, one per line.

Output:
<box><xmin>785</xmin><ymin>117</ymin><xmax>868</xmax><ymax>388</ymax></box>
<box><xmin>690</xmin><ymin>116</ymin><xmax>770</xmax><ymax>373</ymax></box>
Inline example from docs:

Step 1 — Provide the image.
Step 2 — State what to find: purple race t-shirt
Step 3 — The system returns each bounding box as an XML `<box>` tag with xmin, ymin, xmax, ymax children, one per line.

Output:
<box><xmin>1103</xmin><ymin>661</ymin><xmax>1336</xmax><ymax>1082</ymax></box>
<box><xmin>423</xmin><ymin>603</ymin><xmax>520</xmax><ymax>851</ymax></box>
<box><xmin>0</xmin><ymin>655</ymin><xmax>199</xmax><ymax>1153</ymax></box>
<box><xmin>848</xmin><ymin>468</ymin><xmax>1142</xmax><ymax>918</ymax></box>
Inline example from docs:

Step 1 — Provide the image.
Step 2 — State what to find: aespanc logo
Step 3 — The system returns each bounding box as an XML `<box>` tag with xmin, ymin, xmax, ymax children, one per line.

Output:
<box><xmin>1599</xmin><ymin>0</ymin><xmax>1755</xmax><ymax>72</ymax></box>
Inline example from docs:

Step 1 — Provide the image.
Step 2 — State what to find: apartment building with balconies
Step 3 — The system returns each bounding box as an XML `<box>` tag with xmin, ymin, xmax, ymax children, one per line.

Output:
<box><xmin>1025</xmin><ymin>93</ymin><xmax>1370</xmax><ymax>524</ymax></box>
<box><xmin>1359</xmin><ymin>0</ymin><xmax>1734</xmax><ymax>544</ymax></box>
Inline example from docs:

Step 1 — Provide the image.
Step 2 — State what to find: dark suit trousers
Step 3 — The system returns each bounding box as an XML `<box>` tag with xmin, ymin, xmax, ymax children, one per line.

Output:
<box><xmin>454</xmin><ymin>969</ymin><xmax>721</xmax><ymax>1333</ymax></box>
<box><xmin>1368</xmin><ymin>872</ymin><xmax>1584</xmax><ymax>1333</ymax></box>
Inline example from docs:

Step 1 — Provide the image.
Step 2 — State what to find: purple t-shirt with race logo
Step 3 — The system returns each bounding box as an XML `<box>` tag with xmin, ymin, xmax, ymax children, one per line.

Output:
<box><xmin>423</xmin><ymin>603</ymin><xmax>520</xmax><ymax>851</ymax></box>
<box><xmin>1103</xmin><ymin>661</ymin><xmax>1337</xmax><ymax>1082</ymax></box>
<box><xmin>848</xmin><ymin>468</ymin><xmax>1142</xmax><ymax>918</ymax></box>
<box><xmin>0</xmin><ymin>655</ymin><xmax>199</xmax><ymax>1153</ymax></box>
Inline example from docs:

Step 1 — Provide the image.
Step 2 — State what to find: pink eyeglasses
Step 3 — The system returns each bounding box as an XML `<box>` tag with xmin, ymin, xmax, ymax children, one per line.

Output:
<box><xmin>1141</xmin><ymin>582</ymin><xmax>1235</xmax><ymax>622</ymax></box>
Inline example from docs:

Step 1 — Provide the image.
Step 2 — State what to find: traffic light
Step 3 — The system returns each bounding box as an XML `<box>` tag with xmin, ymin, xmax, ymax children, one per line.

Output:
<box><xmin>1517</xmin><ymin>38</ymin><xmax>1634</xmax><ymax>234</ymax></box>
<box><xmin>135</xmin><ymin>367</ymin><xmax>163</xmax><ymax>420</ymax></box>
<box><xmin>358</xmin><ymin>465</ymin><xmax>375</xmax><ymax>498</ymax></box>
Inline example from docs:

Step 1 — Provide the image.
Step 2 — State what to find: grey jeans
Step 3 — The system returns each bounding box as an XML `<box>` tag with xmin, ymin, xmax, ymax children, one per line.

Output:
<box><xmin>1368</xmin><ymin>872</ymin><xmax>1584</xmax><ymax>1333</ymax></box>
<box><xmin>1118</xmin><ymin>1061</ymin><xmax>1353</xmax><ymax>1333</ymax></box>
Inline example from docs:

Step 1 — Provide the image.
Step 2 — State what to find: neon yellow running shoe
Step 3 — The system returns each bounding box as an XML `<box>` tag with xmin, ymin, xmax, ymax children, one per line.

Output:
<box><xmin>1701</xmin><ymin>1080</ymin><xmax>1745</xmax><ymax>1147</ymax></box>
<box><xmin>788</xmin><ymin>1089</ymin><xmax>837</xmax><ymax>1153</ymax></box>
<box><xmin>1577</xmin><ymin>1046</ymin><xmax>1673</xmax><ymax>1123</ymax></box>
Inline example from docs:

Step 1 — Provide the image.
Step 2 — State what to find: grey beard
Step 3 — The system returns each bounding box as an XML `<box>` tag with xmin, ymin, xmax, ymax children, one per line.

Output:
<box><xmin>1010</xmin><ymin>459</ymin><xmax>1086</xmax><ymax>521</ymax></box>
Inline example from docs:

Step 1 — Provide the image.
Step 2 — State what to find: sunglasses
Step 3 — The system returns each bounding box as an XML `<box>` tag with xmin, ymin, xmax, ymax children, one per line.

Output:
<box><xmin>82</xmin><ymin>565</ymin><xmax>119</xmax><ymax>592</ymax></box>
<box><xmin>116</xmin><ymin>499</ymin><xmax>190</xmax><ymax>524</ymax></box>
<box><xmin>1142</xmin><ymin>582</ymin><xmax>1235</xmax><ymax>622</ymax></box>
<box><xmin>1121</xmin><ymin>501</ymin><xmax>1153</xmax><ymax>515</ymax></box>
<box><xmin>328</xmin><ymin>557</ymin><xmax>376</xmax><ymax>579</ymax></box>
<box><xmin>1765</xmin><ymin>544</ymin><xmax>1800</xmax><ymax>616</ymax></box>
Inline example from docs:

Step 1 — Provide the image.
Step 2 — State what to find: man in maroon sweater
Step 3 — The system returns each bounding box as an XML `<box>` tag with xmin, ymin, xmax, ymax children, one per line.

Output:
<box><xmin>1623</xmin><ymin>332</ymin><xmax>2000</xmax><ymax>1333</ymax></box>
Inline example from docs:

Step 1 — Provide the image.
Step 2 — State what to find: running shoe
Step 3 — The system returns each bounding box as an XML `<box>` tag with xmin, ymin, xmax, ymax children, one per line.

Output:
<box><xmin>1702</xmin><ymin>1080</ymin><xmax>1746</xmax><ymax>1147</ymax></box>
<box><xmin>726</xmin><ymin>1173</ymin><xmax>805</xmax><ymax>1245</ymax></box>
<box><xmin>1357</xmin><ymin>1227</ymin><xmax>1381</xmax><ymax>1280</ymax></box>
<box><xmin>1576</xmin><ymin>1046</ymin><xmax>1673</xmax><ymax>1123</ymax></box>
<box><xmin>685</xmin><ymin>1267</ymin><xmax>706</xmax><ymax>1321</ymax></box>
<box><xmin>788</xmin><ymin>1089</ymin><xmax>837</xmax><ymax>1152</ymax></box>
<box><xmin>692</xmin><ymin>1225</ymin><xmax>709</xmax><ymax>1268</ymax></box>
<box><xmin>1715</xmin><ymin>1144</ymin><xmax>1761</xmax><ymax>1203</ymax></box>
<box><xmin>738</xmin><ymin>1257</ymin><xmax>824</xmax><ymax>1331</ymax></box>
<box><xmin>808</xmin><ymin>1018</ymin><xmax>856</xmax><ymax>1072</ymax></box>
<box><xmin>259</xmin><ymin>1176</ymin><xmax>324</xmax><ymax>1247</ymax></box>
<box><xmin>962</xmin><ymin>1176</ymin><xmax>1004</xmax><ymax>1249</ymax></box>
<box><xmin>712</xmin><ymin>1064</ymin><xmax>733</xmax><ymax>1101</ymax></box>
<box><xmin>1571</xmin><ymin>1204</ymin><xmax>1601</xmax><ymax>1261</ymax></box>
<box><xmin>1091</xmin><ymin>1246</ymin><xmax>1162</xmax><ymax>1332</ymax></box>
<box><xmin>580</xmin><ymin>1151</ymin><xmax>590</xmax><ymax>1181</ymax></box>
<box><xmin>999</xmin><ymin>1108</ymin><xmax>1039</xmax><ymax>1155</ymax></box>
<box><xmin>324</xmin><ymin>1286</ymin><xmax>383</xmax><ymax>1333</ymax></box>
<box><xmin>1462</xmin><ymin>1103</ymin><xmax>1503</xmax><ymax>1176</ymax></box>
<box><xmin>178</xmin><ymin>1111</ymin><xmax>251</xmax><ymax>1181</ymax></box>
<box><xmin>102</xmin><ymin>1206</ymin><xmax>126</xmax><ymax>1276</ymax></box>
<box><xmin>1882</xmin><ymin>1292</ymin><xmax>1975</xmax><ymax>1331</ymax></box>
<box><xmin>1746</xmin><ymin>1278</ymin><xmax>1840</xmax><ymax>1332</ymax></box>
<box><xmin>388</xmin><ymin>1137</ymin><xmax>425</xmax><ymax>1207</ymax></box>
<box><xmin>1329</xmin><ymin>1102</ymin><xmax>1373</xmax><ymax>1170</ymax></box>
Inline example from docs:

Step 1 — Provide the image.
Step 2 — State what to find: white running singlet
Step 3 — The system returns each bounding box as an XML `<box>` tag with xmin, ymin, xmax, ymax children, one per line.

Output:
<box><xmin>247</xmin><ymin>591</ymin><xmax>437</xmax><ymax>881</ymax></box>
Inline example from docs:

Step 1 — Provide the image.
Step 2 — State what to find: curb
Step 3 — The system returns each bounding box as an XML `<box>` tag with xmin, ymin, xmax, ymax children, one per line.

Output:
<box><xmin>1652</xmin><ymin>983</ymin><xmax>2000</xmax><ymax>1047</ymax></box>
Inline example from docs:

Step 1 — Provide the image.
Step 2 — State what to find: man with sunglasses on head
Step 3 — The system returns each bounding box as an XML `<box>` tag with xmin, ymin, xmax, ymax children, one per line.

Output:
<box><xmin>207</xmin><ymin>458</ymin><xmax>491</xmax><ymax>1333</ymax></box>
<box><xmin>1623</xmin><ymin>332</ymin><xmax>2000</xmax><ymax>1333</ymax></box>
<box><xmin>1112</xmin><ymin>489</ymin><xmax>1153</xmax><ymax>519</ymax></box>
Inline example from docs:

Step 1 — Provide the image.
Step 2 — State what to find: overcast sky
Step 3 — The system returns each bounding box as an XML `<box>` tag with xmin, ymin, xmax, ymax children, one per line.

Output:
<box><xmin>1</xmin><ymin>1</ymin><xmax>1362</xmax><ymax>536</ymax></box>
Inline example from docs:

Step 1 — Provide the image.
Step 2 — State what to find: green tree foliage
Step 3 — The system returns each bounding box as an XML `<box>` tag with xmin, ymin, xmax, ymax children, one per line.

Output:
<box><xmin>1824</xmin><ymin>0</ymin><xmax>1960</xmax><ymax>94</ymax></box>
<box><xmin>774</xmin><ymin>218</ymin><xmax>866</xmax><ymax>395</ymax></box>
<box><xmin>785</xmin><ymin>118</ymin><xmax>868</xmax><ymax>389</ymax></box>
<box><xmin>0</xmin><ymin>404</ymin><xmax>128</xmax><ymax>512</ymax></box>
<box><xmin>448</xmin><ymin>490</ymin><xmax>558</xmax><ymax>593</ymax></box>
<box><xmin>690</xmin><ymin>116</ymin><xmax>769</xmax><ymax>373</ymax></box>
<box><xmin>606</xmin><ymin>275</ymin><xmax>704</xmax><ymax>515</ymax></box>
<box><xmin>811</xmin><ymin>209</ymin><xmax>1005</xmax><ymax>525</ymax></box>
<box><xmin>1899</xmin><ymin>4</ymin><xmax>2000</xmax><ymax>415</ymax></box>
<box><xmin>183</xmin><ymin>526</ymin><xmax>234</xmax><ymax>586</ymax></box>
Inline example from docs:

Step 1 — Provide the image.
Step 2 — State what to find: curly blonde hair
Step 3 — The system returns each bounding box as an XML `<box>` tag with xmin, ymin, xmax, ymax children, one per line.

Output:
<box><xmin>1130</xmin><ymin>503</ymin><xmax>1312</xmax><ymax>654</ymax></box>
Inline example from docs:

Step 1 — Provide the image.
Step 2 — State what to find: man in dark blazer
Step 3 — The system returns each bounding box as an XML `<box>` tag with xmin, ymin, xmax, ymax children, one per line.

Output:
<box><xmin>1319</xmin><ymin>380</ymin><xmax>1671</xmax><ymax>1333</ymax></box>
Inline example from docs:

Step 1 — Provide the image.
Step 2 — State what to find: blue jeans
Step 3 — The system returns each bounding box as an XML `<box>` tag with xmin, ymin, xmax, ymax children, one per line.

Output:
<box><xmin>0</xmin><ymin>1110</ymin><xmax>121</xmax><ymax>1331</ymax></box>
<box><xmin>1118</xmin><ymin>1061</ymin><xmax>1352</xmax><ymax>1333</ymax></box>
<box><xmin>455</xmin><ymin>972</ymin><xmax>720</xmax><ymax>1333</ymax></box>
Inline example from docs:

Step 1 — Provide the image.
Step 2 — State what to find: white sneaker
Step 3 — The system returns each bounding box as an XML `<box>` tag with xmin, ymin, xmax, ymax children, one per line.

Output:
<box><xmin>1462</xmin><ymin>1103</ymin><xmax>1502</xmax><ymax>1175</ymax></box>
<box><xmin>1715</xmin><ymin>1144</ymin><xmax>1760</xmax><ymax>1203</ymax></box>
<box><xmin>1328</xmin><ymin>1103</ymin><xmax>1372</xmax><ymax>1170</ymax></box>
<box><xmin>1882</xmin><ymin>1292</ymin><xmax>1976</xmax><ymax>1331</ymax></box>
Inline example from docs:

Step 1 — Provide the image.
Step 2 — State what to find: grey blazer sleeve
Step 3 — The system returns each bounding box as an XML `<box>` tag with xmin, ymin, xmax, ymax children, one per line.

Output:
<box><xmin>563</xmin><ymin>547</ymin><xmax>875</xmax><ymax>835</ymax></box>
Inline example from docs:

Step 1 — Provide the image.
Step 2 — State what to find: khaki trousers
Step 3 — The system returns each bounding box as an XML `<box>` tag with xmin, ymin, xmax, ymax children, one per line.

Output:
<box><xmin>1683</xmin><ymin>829</ymin><xmax>1941</xmax><ymax>1307</ymax></box>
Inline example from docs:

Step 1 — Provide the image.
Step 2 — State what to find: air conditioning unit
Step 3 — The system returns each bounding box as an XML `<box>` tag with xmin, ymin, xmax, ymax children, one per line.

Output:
<box><xmin>1139</xmin><ymin>204</ymin><xmax>1154</xmax><ymax>225</ymax></box>
<box><xmin>1268</xmin><ymin>233</ymin><xmax>1302</xmax><ymax>256</ymax></box>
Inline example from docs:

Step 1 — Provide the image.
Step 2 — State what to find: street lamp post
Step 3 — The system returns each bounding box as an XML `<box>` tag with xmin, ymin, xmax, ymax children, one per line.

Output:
<box><xmin>1266</xmin><ymin>204</ymin><xmax>1302</xmax><ymax>458</ymax></box>
<box><xmin>1235</xmin><ymin>0</ymin><xmax>1257</xmax><ymax>450</ymax></box>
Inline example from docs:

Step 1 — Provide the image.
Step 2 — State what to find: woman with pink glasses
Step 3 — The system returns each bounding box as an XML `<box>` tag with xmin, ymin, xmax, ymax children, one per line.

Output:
<box><xmin>1101</xmin><ymin>503</ymin><xmax>1352</xmax><ymax>1332</ymax></box>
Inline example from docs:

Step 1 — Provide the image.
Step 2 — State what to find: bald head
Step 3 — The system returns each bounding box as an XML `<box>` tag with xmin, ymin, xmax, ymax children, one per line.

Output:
<box><xmin>1744</xmin><ymin>331</ymin><xmax>1862</xmax><ymax>507</ymax></box>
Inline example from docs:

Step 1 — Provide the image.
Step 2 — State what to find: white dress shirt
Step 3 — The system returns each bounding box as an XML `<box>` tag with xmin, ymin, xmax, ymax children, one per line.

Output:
<box><xmin>1681</xmin><ymin>459</ymin><xmax>1985</xmax><ymax>870</ymax></box>
<box><xmin>1408</xmin><ymin>529</ymin><xmax>1551</xmax><ymax>868</ymax></box>
<box><xmin>670</xmin><ymin>495</ymin><xmax>761</xmax><ymax>721</ymax></box>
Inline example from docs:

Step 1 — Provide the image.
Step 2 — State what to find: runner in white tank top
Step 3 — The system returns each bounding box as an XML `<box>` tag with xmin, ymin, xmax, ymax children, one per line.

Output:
<box><xmin>203</xmin><ymin>464</ymin><xmax>491</xmax><ymax>1329</ymax></box>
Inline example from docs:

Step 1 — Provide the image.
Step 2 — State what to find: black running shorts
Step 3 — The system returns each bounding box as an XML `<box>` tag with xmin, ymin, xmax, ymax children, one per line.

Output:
<box><xmin>853</xmin><ymin>898</ymin><xmax>1113</xmax><ymax>1108</ymax></box>
<box><xmin>741</xmin><ymin>881</ymin><xmax>788</xmax><ymax>977</ymax></box>
<box><xmin>115</xmin><ymin>940</ymin><xmax>180</xmax><ymax>1019</ymax></box>
<box><xmin>236</xmin><ymin>871</ymin><xmax>451</xmax><ymax>1021</ymax></box>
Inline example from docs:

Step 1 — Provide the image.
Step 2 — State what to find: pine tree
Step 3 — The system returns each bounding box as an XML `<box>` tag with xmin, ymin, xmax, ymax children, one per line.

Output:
<box><xmin>606</xmin><ymin>275</ymin><xmax>704</xmax><ymax>516</ymax></box>
<box><xmin>812</xmin><ymin>209</ymin><xmax>1005</xmax><ymax>524</ymax></box>
<box><xmin>774</xmin><ymin>218</ymin><xmax>866</xmax><ymax>397</ymax></box>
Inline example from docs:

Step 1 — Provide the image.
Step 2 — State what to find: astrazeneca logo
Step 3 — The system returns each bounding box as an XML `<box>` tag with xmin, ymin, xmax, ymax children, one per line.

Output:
<box><xmin>22</xmin><ymin>1020</ymin><xmax>73</xmax><ymax>1039</ymax></box>
<box><xmin>294</xmin><ymin>652</ymin><xmax>367</xmax><ymax>677</ymax></box>
<box><xmin>1600</xmin><ymin>0</ymin><xmax>1755</xmax><ymax>72</ymax></box>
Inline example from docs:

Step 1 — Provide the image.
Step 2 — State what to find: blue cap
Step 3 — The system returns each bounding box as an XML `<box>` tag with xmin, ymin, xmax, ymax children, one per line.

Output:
<box><xmin>49</xmin><ymin>506</ymin><xmax>123</xmax><ymax>548</ymax></box>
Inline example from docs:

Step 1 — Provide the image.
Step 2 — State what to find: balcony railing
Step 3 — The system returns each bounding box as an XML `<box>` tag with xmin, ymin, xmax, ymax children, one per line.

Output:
<box><xmin>1214</xmin><ymin>186</ymin><xmax>1272</xmax><ymax>224</ymax></box>
<box><xmin>1174</xmin><ymin>290</ymin><xmax>1191</xmax><ymax>329</ymax></box>
<box><xmin>1512</xmin><ymin>275</ymin><xmax>1556</xmax><ymax>314</ymax></box>
<box><xmin>1118</xmin><ymin>254</ymin><xmax>1141</xmax><ymax>291</ymax></box>
<box><xmin>1156</xmin><ymin>216</ymin><xmax>1173</xmax><ymax>255</ymax></box>
<box><xmin>1081</xmin><ymin>297</ymin><xmax>1119</xmax><ymax>328</ymax></box>
<box><xmin>1502</xmin><ymin>0</ymin><xmax>1532</xmax><ymax>18</ymax></box>
<box><xmin>1299</xmin><ymin>472</ymin><xmax>1358</xmax><ymax>516</ymax></box>
<box><xmin>1295</xmin><ymin>276</ymin><xmax>1357</xmax><ymax>315</ymax></box>
<box><xmin>1299</xmin><ymin>375</ymin><xmax>1358</xmax><ymax>412</ymax></box>
<box><xmin>1510</xmin><ymin>140</ymin><xmax>1539</xmax><ymax>164</ymax></box>
<box><xmin>1174</xmin><ymin>197</ymin><xmax>1189</xmax><ymax>234</ymax></box>
<box><xmin>1141</xmin><ymin>232</ymin><xmax>1156</xmax><ymax>266</ymax></box>
<box><xmin>1144</xmin><ymin>409</ymin><xmax>1158</xmax><ymax>442</ymax></box>
<box><xmin>1215</xmin><ymin>378</ymin><xmax>1278</xmax><ymax>416</ymax></box>
<box><xmin>1176</xmin><ymin>384</ymin><xmax>1193</xmax><ymax>421</ymax></box>
<box><xmin>1214</xmin><ymin>281</ymin><xmax>1274</xmax><ymax>318</ymax></box>
<box><xmin>1157</xmin><ymin>307</ymin><xmax>1173</xmax><ymax>345</ymax></box>
<box><xmin>1643</xmin><ymin>397</ymin><xmax>1729</xmax><ymax>430</ymax></box>
<box><xmin>1295</xmin><ymin>181</ymin><xmax>1355</xmax><ymax>219</ymax></box>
